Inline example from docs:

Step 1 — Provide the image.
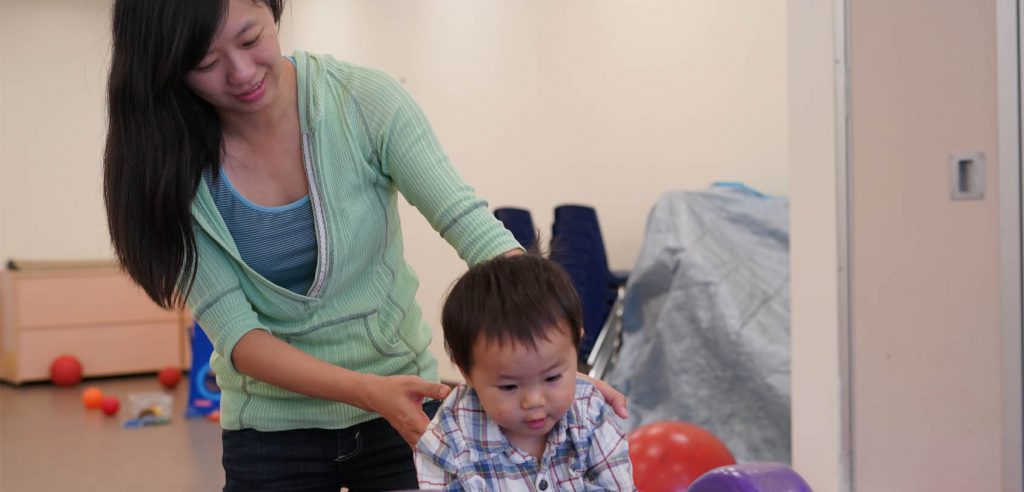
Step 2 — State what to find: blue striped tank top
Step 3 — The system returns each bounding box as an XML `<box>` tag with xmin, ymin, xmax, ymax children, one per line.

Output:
<box><xmin>203</xmin><ymin>167</ymin><xmax>317</xmax><ymax>295</ymax></box>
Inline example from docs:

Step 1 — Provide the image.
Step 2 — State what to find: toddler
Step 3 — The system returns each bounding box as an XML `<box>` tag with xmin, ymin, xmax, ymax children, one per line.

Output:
<box><xmin>415</xmin><ymin>254</ymin><xmax>635</xmax><ymax>491</ymax></box>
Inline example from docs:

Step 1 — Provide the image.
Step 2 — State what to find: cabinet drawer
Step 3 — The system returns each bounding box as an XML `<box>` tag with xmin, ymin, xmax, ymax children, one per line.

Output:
<box><xmin>11</xmin><ymin>322</ymin><xmax>182</xmax><ymax>382</ymax></box>
<box><xmin>12</xmin><ymin>270</ymin><xmax>176</xmax><ymax>330</ymax></box>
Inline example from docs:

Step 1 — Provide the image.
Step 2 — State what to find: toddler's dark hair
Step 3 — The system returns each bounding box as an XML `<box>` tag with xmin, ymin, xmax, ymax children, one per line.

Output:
<box><xmin>442</xmin><ymin>254</ymin><xmax>582</xmax><ymax>374</ymax></box>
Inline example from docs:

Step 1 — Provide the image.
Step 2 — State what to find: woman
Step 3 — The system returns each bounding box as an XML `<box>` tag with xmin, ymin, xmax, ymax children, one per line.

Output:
<box><xmin>104</xmin><ymin>0</ymin><xmax>627</xmax><ymax>490</ymax></box>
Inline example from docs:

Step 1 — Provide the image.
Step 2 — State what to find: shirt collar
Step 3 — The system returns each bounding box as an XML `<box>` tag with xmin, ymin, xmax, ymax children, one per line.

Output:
<box><xmin>455</xmin><ymin>385</ymin><xmax>580</xmax><ymax>464</ymax></box>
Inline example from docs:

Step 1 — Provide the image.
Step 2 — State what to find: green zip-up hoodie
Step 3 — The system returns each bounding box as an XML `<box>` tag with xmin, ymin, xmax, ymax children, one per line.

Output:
<box><xmin>187</xmin><ymin>51</ymin><xmax>519</xmax><ymax>431</ymax></box>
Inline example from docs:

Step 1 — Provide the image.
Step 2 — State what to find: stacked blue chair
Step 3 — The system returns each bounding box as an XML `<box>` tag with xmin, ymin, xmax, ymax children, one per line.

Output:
<box><xmin>549</xmin><ymin>204</ymin><xmax>626</xmax><ymax>363</ymax></box>
<box><xmin>493</xmin><ymin>207</ymin><xmax>538</xmax><ymax>252</ymax></box>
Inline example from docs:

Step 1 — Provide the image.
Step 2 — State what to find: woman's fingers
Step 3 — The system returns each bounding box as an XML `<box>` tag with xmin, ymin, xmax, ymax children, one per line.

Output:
<box><xmin>579</xmin><ymin>372</ymin><xmax>629</xmax><ymax>419</ymax></box>
<box><xmin>371</xmin><ymin>375</ymin><xmax>450</xmax><ymax>447</ymax></box>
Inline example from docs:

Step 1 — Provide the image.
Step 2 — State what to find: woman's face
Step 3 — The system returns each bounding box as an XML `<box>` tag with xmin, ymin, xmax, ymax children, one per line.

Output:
<box><xmin>184</xmin><ymin>0</ymin><xmax>284</xmax><ymax>118</ymax></box>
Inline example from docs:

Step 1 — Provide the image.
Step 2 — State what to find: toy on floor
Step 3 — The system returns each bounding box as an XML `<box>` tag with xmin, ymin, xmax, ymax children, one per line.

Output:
<box><xmin>101</xmin><ymin>396</ymin><xmax>120</xmax><ymax>417</ymax></box>
<box><xmin>122</xmin><ymin>391</ymin><xmax>173</xmax><ymax>428</ymax></box>
<box><xmin>185</xmin><ymin>323</ymin><xmax>221</xmax><ymax>419</ymax></box>
<box><xmin>628</xmin><ymin>421</ymin><xmax>736</xmax><ymax>492</ymax></box>
<box><xmin>81</xmin><ymin>387</ymin><xmax>104</xmax><ymax>409</ymax></box>
<box><xmin>158</xmin><ymin>367</ymin><xmax>182</xmax><ymax>389</ymax></box>
<box><xmin>50</xmin><ymin>354</ymin><xmax>82</xmax><ymax>386</ymax></box>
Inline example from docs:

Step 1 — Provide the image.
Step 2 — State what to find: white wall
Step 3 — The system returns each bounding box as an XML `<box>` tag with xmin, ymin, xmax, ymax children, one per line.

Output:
<box><xmin>0</xmin><ymin>0</ymin><xmax>790</xmax><ymax>382</ymax></box>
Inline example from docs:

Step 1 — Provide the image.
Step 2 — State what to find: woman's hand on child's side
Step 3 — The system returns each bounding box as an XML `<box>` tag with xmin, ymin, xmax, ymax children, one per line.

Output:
<box><xmin>578</xmin><ymin>373</ymin><xmax>629</xmax><ymax>419</ymax></box>
<box><xmin>360</xmin><ymin>374</ymin><xmax>452</xmax><ymax>448</ymax></box>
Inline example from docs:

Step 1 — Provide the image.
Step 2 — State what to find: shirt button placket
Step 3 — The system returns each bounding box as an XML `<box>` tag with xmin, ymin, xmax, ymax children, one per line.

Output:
<box><xmin>537</xmin><ymin>478</ymin><xmax>549</xmax><ymax>490</ymax></box>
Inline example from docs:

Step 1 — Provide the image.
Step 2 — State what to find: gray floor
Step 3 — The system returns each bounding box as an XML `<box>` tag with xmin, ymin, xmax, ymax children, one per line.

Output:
<box><xmin>1</xmin><ymin>374</ymin><xmax>224</xmax><ymax>492</ymax></box>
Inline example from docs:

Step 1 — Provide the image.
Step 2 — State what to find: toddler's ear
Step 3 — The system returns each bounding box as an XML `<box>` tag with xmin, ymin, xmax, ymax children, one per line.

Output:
<box><xmin>457</xmin><ymin>367</ymin><xmax>472</xmax><ymax>387</ymax></box>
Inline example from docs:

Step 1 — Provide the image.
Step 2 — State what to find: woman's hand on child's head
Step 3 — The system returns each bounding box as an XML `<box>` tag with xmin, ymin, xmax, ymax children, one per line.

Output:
<box><xmin>578</xmin><ymin>373</ymin><xmax>628</xmax><ymax>419</ymax></box>
<box><xmin>360</xmin><ymin>374</ymin><xmax>452</xmax><ymax>448</ymax></box>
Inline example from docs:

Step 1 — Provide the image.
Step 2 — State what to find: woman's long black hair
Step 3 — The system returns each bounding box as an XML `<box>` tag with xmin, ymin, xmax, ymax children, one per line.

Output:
<box><xmin>104</xmin><ymin>0</ymin><xmax>284</xmax><ymax>309</ymax></box>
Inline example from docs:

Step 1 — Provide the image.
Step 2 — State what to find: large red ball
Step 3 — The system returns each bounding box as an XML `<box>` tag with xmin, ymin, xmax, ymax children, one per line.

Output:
<box><xmin>157</xmin><ymin>367</ymin><xmax>182</xmax><ymax>389</ymax></box>
<box><xmin>628</xmin><ymin>421</ymin><xmax>736</xmax><ymax>492</ymax></box>
<box><xmin>49</xmin><ymin>355</ymin><xmax>83</xmax><ymax>386</ymax></box>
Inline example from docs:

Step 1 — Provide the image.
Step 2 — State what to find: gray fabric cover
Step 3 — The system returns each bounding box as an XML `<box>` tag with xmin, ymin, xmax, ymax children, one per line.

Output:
<box><xmin>607</xmin><ymin>186</ymin><xmax>790</xmax><ymax>463</ymax></box>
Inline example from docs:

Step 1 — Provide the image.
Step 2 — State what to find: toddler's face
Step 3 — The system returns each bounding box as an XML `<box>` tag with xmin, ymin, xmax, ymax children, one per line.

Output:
<box><xmin>465</xmin><ymin>324</ymin><xmax>578</xmax><ymax>454</ymax></box>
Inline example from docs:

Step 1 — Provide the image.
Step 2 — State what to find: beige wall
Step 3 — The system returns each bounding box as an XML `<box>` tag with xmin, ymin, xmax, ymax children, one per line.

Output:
<box><xmin>305</xmin><ymin>0</ymin><xmax>787</xmax><ymax>380</ymax></box>
<box><xmin>0</xmin><ymin>0</ymin><xmax>789</xmax><ymax>382</ymax></box>
<box><xmin>0</xmin><ymin>1</ymin><xmax>113</xmax><ymax>261</ymax></box>
<box><xmin>848</xmin><ymin>0</ymin><xmax>1006</xmax><ymax>490</ymax></box>
<box><xmin>278</xmin><ymin>0</ymin><xmax>789</xmax><ymax>380</ymax></box>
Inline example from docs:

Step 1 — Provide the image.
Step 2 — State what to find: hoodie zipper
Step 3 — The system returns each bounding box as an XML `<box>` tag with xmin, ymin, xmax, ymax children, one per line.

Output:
<box><xmin>302</xmin><ymin>55</ymin><xmax>329</xmax><ymax>300</ymax></box>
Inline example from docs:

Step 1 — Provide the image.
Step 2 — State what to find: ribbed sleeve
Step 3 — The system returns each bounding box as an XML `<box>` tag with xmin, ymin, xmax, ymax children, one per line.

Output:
<box><xmin>342</xmin><ymin>66</ymin><xmax>520</xmax><ymax>265</ymax></box>
<box><xmin>186</xmin><ymin>227</ymin><xmax>263</xmax><ymax>370</ymax></box>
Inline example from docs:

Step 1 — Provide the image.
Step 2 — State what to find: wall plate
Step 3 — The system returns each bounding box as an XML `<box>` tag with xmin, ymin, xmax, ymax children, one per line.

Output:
<box><xmin>949</xmin><ymin>152</ymin><xmax>986</xmax><ymax>200</ymax></box>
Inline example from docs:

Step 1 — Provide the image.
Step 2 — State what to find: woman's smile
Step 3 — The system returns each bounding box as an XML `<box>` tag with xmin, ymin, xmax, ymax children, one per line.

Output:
<box><xmin>236</xmin><ymin>75</ymin><xmax>267</xmax><ymax>103</ymax></box>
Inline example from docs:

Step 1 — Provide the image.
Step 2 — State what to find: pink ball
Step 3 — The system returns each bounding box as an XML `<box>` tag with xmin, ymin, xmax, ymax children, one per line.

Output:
<box><xmin>100</xmin><ymin>396</ymin><xmax>120</xmax><ymax>416</ymax></box>
<box><xmin>50</xmin><ymin>355</ymin><xmax>83</xmax><ymax>386</ymax></box>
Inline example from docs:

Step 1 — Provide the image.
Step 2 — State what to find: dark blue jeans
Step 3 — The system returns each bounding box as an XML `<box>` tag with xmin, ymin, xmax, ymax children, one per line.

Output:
<box><xmin>222</xmin><ymin>401</ymin><xmax>440</xmax><ymax>492</ymax></box>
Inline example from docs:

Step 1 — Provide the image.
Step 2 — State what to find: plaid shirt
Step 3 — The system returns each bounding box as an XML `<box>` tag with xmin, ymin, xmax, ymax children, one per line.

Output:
<box><xmin>415</xmin><ymin>379</ymin><xmax>635</xmax><ymax>491</ymax></box>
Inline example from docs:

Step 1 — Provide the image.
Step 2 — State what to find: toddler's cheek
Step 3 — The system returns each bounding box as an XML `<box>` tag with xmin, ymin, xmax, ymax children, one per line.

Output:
<box><xmin>489</xmin><ymin>406</ymin><xmax>517</xmax><ymax>426</ymax></box>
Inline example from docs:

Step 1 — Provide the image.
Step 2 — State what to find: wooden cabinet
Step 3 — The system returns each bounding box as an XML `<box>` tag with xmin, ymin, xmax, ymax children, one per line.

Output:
<box><xmin>0</xmin><ymin>261</ymin><xmax>187</xmax><ymax>384</ymax></box>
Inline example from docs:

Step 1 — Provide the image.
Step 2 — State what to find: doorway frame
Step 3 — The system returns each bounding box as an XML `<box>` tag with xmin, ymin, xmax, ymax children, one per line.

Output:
<box><xmin>835</xmin><ymin>0</ymin><xmax>853</xmax><ymax>489</ymax></box>
<box><xmin>997</xmin><ymin>0</ymin><xmax>1023</xmax><ymax>490</ymax></box>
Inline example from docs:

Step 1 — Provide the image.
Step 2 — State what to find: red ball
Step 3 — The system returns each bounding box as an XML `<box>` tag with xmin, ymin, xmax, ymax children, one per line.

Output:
<box><xmin>49</xmin><ymin>355</ymin><xmax>83</xmax><ymax>386</ymax></box>
<box><xmin>628</xmin><ymin>421</ymin><xmax>736</xmax><ymax>492</ymax></box>
<box><xmin>157</xmin><ymin>367</ymin><xmax>182</xmax><ymax>389</ymax></box>
<box><xmin>100</xmin><ymin>396</ymin><xmax>120</xmax><ymax>416</ymax></box>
